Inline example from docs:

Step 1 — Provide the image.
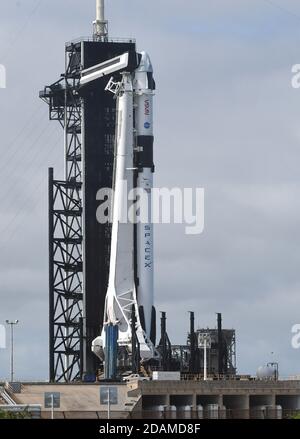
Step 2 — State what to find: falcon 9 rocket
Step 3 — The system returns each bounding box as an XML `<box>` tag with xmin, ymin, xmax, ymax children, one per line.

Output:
<box><xmin>80</xmin><ymin>4</ymin><xmax>157</xmax><ymax>363</ymax></box>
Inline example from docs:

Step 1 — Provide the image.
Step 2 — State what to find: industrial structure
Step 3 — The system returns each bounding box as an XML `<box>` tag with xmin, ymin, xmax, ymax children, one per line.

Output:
<box><xmin>158</xmin><ymin>312</ymin><xmax>236</xmax><ymax>377</ymax></box>
<box><xmin>2</xmin><ymin>379</ymin><xmax>300</xmax><ymax>419</ymax></box>
<box><xmin>2</xmin><ymin>0</ymin><xmax>299</xmax><ymax>423</ymax></box>
<box><xmin>40</xmin><ymin>0</ymin><xmax>238</xmax><ymax>383</ymax></box>
<box><xmin>41</xmin><ymin>1</ymin><xmax>140</xmax><ymax>381</ymax></box>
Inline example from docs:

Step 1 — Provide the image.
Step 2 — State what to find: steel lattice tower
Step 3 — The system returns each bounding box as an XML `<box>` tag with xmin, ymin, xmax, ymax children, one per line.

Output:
<box><xmin>41</xmin><ymin>35</ymin><xmax>136</xmax><ymax>381</ymax></box>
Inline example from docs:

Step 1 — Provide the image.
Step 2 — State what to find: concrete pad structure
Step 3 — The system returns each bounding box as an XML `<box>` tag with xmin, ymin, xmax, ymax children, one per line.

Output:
<box><xmin>2</xmin><ymin>380</ymin><xmax>300</xmax><ymax>419</ymax></box>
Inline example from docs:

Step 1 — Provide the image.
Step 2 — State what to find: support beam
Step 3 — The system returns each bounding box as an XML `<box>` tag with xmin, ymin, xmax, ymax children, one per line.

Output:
<box><xmin>48</xmin><ymin>167</ymin><xmax>55</xmax><ymax>382</ymax></box>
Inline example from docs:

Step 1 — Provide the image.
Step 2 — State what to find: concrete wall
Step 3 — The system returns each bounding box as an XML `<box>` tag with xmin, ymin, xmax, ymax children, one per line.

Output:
<box><xmin>7</xmin><ymin>380</ymin><xmax>300</xmax><ymax>419</ymax></box>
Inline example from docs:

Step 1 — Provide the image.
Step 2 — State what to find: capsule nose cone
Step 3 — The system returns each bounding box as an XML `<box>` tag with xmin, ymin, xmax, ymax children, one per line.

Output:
<box><xmin>137</xmin><ymin>51</ymin><xmax>153</xmax><ymax>73</ymax></box>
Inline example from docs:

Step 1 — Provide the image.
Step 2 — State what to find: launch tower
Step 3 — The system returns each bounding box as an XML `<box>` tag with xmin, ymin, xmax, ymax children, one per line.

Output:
<box><xmin>40</xmin><ymin>1</ymin><xmax>156</xmax><ymax>382</ymax></box>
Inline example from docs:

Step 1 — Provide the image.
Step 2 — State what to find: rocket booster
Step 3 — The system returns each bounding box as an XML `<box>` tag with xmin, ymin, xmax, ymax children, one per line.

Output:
<box><xmin>133</xmin><ymin>52</ymin><xmax>156</xmax><ymax>344</ymax></box>
<box><xmin>83</xmin><ymin>0</ymin><xmax>157</xmax><ymax>362</ymax></box>
<box><xmin>90</xmin><ymin>51</ymin><xmax>157</xmax><ymax>362</ymax></box>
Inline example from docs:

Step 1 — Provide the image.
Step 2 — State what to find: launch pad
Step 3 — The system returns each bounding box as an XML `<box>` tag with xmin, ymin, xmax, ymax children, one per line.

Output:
<box><xmin>40</xmin><ymin>1</ymin><xmax>236</xmax><ymax>384</ymax></box>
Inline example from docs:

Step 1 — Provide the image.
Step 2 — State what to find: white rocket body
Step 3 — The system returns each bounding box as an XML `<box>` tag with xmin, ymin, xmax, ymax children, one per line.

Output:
<box><xmin>92</xmin><ymin>56</ymin><xmax>156</xmax><ymax>360</ymax></box>
<box><xmin>133</xmin><ymin>52</ymin><xmax>155</xmax><ymax>340</ymax></box>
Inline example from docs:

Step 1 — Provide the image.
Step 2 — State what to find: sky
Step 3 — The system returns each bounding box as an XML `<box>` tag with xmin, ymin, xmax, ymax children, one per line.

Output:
<box><xmin>1</xmin><ymin>0</ymin><xmax>300</xmax><ymax>380</ymax></box>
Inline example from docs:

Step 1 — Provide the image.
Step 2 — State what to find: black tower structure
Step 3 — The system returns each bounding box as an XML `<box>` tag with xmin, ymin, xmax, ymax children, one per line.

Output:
<box><xmin>41</xmin><ymin>37</ymin><xmax>136</xmax><ymax>382</ymax></box>
<box><xmin>158</xmin><ymin>312</ymin><xmax>172</xmax><ymax>370</ymax></box>
<box><xmin>188</xmin><ymin>311</ymin><xmax>197</xmax><ymax>373</ymax></box>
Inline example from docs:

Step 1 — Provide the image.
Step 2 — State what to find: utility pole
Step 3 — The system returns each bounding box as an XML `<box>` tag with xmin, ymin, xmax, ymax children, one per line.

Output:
<box><xmin>5</xmin><ymin>320</ymin><xmax>19</xmax><ymax>382</ymax></box>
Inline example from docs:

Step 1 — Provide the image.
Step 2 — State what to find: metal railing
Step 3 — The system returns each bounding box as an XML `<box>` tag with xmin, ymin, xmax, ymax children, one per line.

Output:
<box><xmin>0</xmin><ymin>387</ymin><xmax>16</xmax><ymax>405</ymax></box>
<box><xmin>66</xmin><ymin>36</ymin><xmax>136</xmax><ymax>46</ymax></box>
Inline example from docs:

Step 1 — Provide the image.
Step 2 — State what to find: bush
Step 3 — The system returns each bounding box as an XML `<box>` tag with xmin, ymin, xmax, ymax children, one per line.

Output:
<box><xmin>0</xmin><ymin>408</ymin><xmax>32</xmax><ymax>419</ymax></box>
<box><xmin>287</xmin><ymin>412</ymin><xmax>300</xmax><ymax>420</ymax></box>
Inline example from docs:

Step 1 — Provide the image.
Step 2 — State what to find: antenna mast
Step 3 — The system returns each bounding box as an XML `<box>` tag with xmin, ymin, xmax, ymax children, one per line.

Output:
<box><xmin>93</xmin><ymin>0</ymin><xmax>108</xmax><ymax>40</ymax></box>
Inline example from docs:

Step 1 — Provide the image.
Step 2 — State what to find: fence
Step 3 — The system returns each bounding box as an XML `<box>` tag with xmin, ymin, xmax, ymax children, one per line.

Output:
<box><xmin>23</xmin><ymin>409</ymin><xmax>299</xmax><ymax>419</ymax></box>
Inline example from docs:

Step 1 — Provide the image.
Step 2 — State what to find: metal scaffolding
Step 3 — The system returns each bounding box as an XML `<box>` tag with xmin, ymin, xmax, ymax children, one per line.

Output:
<box><xmin>41</xmin><ymin>42</ymin><xmax>83</xmax><ymax>382</ymax></box>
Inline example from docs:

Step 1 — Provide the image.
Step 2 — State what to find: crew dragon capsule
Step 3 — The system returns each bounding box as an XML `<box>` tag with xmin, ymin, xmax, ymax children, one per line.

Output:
<box><xmin>80</xmin><ymin>51</ymin><xmax>157</xmax><ymax>361</ymax></box>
